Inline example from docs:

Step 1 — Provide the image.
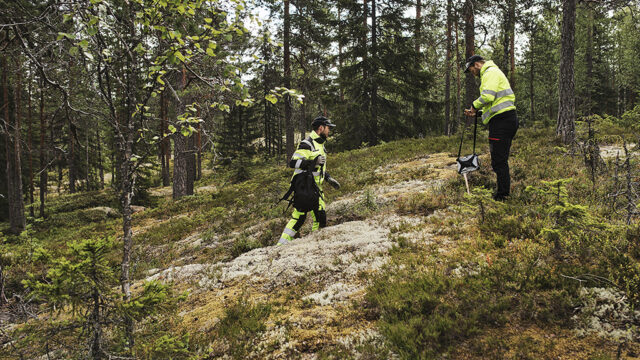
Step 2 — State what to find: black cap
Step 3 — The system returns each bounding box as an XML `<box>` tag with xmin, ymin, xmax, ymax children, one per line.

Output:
<box><xmin>312</xmin><ymin>116</ymin><xmax>336</xmax><ymax>128</ymax></box>
<box><xmin>464</xmin><ymin>55</ymin><xmax>484</xmax><ymax>73</ymax></box>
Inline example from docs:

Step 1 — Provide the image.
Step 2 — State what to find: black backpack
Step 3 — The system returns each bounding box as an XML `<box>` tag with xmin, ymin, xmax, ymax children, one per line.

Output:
<box><xmin>277</xmin><ymin>137</ymin><xmax>324</xmax><ymax>212</ymax></box>
<box><xmin>277</xmin><ymin>171</ymin><xmax>322</xmax><ymax>212</ymax></box>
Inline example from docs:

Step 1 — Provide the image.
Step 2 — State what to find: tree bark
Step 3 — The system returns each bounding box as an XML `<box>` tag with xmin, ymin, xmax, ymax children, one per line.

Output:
<box><xmin>172</xmin><ymin>67</ymin><xmax>193</xmax><ymax>199</ymax></box>
<box><xmin>39</xmin><ymin>77</ymin><xmax>47</xmax><ymax>218</ymax></box>
<box><xmin>67</xmin><ymin>109</ymin><xmax>76</xmax><ymax>193</ymax></box>
<box><xmin>413</xmin><ymin>0</ymin><xmax>422</xmax><ymax>134</ymax></box>
<box><xmin>585</xmin><ymin>7</ymin><xmax>593</xmax><ymax>115</ymax></box>
<box><xmin>557</xmin><ymin>0</ymin><xmax>576</xmax><ymax>144</ymax></box>
<box><xmin>464</xmin><ymin>0</ymin><xmax>476</xmax><ymax>119</ymax></box>
<box><xmin>445</xmin><ymin>0</ymin><xmax>452</xmax><ymax>135</ymax></box>
<box><xmin>529</xmin><ymin>31</ymin><xmax>535</xmax><ymax>127</ymax></box>
<box><xmin>370</xmin><ymin>0</ymin><xmax>378</xmax><ymax>145</ymax></box>
<box><xmin>284</xmin><ymin>0</ymin><xmax>294</xmax><ymax>160</ymax></box>
<box><xmin>4</xmin><ymin>56</ymin><xmax>26</xmax><ymax>234</ymax></box>
<box><xmin>28</xmin><ymin>71</ymin><xmax>34</xmax><ymax>217</ymax></box>
<box><xmin>196</xmin><ymin>109</ymin><xmax>202</xmax><ymax>181</ymax></box>
<box><xmin>97</xmin><ymin>128</ymin><xmax>104</xmax><ymax>189</ymax></box>
<box><xmin>455</xmin><ymin>18</ymin><xmax>462</xmax><ymax>133</ymax></box>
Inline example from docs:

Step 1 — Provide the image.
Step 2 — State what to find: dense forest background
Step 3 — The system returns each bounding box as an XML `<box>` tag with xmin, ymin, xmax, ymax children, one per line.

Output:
<box><xmin>2</xmin><ymin>0</ymin><xmax>640</xmax><ymax>225</ymax></box>
<box><xmin>2</xmin><ymin>0</ymin><xmax>640</xmax><ymax>357</ymax></box>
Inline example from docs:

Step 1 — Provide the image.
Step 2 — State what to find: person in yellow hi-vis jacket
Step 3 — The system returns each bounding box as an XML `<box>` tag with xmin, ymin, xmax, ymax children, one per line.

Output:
<box><xmin>464</xmin><ymin>55</ymin><xmax>519</xmax><ymax>201</ymax></box>
<box><xmin>278</xmin><ymin>116</ymin><xmax>341</xmax><ymax>245</ymax></box>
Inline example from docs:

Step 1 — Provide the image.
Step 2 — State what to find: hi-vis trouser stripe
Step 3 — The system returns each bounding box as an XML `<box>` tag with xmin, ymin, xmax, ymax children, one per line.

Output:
<box><xmin>278</xmin><ymin>197</ymin><xmax>326</xmax><ymax>245</ymax></box>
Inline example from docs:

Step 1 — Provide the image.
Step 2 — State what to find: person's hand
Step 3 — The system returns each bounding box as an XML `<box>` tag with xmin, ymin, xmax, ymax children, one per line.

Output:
<box><xmin>326</xmin><ymin>176</ymin><xmax>341</xmax><ymax>190</ymax></box>
<box><xmin>315</xmin><ymin>155</ymin><xmax>326</xmax><ymax>166</ymax></box>
<box><xmin>464</xmin><ymin>107</ymin><xmax>477</xmax><ymax>117</ymax></box>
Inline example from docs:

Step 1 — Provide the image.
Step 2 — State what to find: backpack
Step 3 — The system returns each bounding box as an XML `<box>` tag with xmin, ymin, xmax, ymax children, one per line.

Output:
<box><xmin>276</xmin><ymin>137</ymin><xmax>324</xmax><ymax>212</ymax></box>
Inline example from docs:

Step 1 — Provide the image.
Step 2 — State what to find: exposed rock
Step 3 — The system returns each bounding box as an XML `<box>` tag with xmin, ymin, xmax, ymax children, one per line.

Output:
<box><xmin>85</xmin><ymin>206</ymin><xmax>120</xmax><ymax>218</ymax></box>
<box><xmin>131</xmin><ymin>205</ymin><xmax>146</xmax><ymax>213</ymax></box>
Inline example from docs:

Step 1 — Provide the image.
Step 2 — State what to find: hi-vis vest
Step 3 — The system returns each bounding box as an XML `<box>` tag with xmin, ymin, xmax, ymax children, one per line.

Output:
<box><xmin>472</xmin><ymin>60</ymin><xmax>516</xmax><ymax>124</ymax></box>
<box><xmin>290</xmin><ymin>131</ymin><xmax>326</xmax><ymax>186</ymax></box>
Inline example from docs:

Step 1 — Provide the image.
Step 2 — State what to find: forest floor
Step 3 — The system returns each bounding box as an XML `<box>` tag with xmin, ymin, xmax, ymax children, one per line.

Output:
<box><xmin>3</xmin><ymin>126</ymin><xmax>640</xmax><ymax>359</ymax></box>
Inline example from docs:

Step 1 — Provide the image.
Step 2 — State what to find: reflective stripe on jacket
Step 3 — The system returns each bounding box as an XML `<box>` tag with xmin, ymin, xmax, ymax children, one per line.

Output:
<box><xmin>472</xmin><ymin>60</ymin><xmax>516</xmax><ymax>125</ymax></box>
<box><xmin>288</xmin><ymin>131</ymin><xmax>326</xmax><ymax>187</ymax></box>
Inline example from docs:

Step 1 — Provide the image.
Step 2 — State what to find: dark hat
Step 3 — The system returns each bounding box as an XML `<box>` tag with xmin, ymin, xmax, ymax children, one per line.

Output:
<box><xmin>312</xmin><ymin>116</ymin><xmax>336</xmax><ymax>128</ymax></box>
<box><xmin>464</xmin><ymin>55</ymin><xmax>484</xmax><ymax>73</ymax></box>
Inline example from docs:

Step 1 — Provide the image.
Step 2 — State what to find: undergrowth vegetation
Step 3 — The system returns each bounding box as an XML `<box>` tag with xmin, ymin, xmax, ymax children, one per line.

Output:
<box><xmin>3</xmin><ymin>120</ymin><xmax>640</xmax><ymax>358</ymax></box>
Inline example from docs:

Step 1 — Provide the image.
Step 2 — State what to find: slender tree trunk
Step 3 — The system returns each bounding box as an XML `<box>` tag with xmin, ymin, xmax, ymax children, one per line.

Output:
<box><xmin>464</xmin><ymin>0</ymin><xmax>476</xmax><ymax>115</ymax></box>
<box><xmin>338</xmin><ymin>6</ymin><xmax>344</xmax><ymax>102</ymax></box>
<box><xmin>509</xmin><ymin>0</ymin><xmax>516</xmax><ymax>90</ymax></box>
<box><xmin>67</xmin><ymin>110</ymin><xmax>76</xmax><ymax>193</ymax></box>
<box><xmin>585</xmin><ymin>7</ymin><xmax>593</xmax><ymax>115</ymax></box>
<box><xmin>529</xmin><ymin>34</ymin><xmax>535</xmax><ymax>126</ymax></box>
<box><xmin>455</xmin><ymin>18</ymin><xmax>462</xmax><ymax>132</ymax></box>
<box><xmin>413</xmin><ymin>0</ymin><xmax>422</xmax><ymax>134</ymax></box>
<box><xmin>445</xmin><ymin>0</ymin><xmax>452</xmax><ymax>135</ymax></box>
<box><xmin>39</xmin><ymin>77</ymin><xmax>47</xmax><ymax>218</ymax></box>
<box><xmin>173</xmin><ymin>67</ymin><xmax>194</xmax><ymax>198</ymax></box>
<box><xmin>28</xmin><ymin>71</ymin><xmax>34</xmax><ymax>217</ymax></box>
<box><xmin>5</xmin><ymin>56</ymin><xmax>26</xmax><ymax>234</ymax></box>
<box><xmin>97</xmin><ymin>129</ymin><xmax>104</xmax><ymax>189</ymax></box>
<box><xmin>196</xmin><ymin>109</ymin><xmax>202</xmax><ymax>181</ymax></box>
<box><xmin>284</xmin><ymin>0</ymin><xmax>294</xmax><ymax>160</ymax></box>
<box><xmin>370</xmin><ymin>0</ymin><xmax>378</xmax><ymax>145</ymax></box>
<box><xmin>160</xmin><ymin>90</ymin><xmax>169</xmax><ymax>186</ymax></box>
<box><xmin>86</xmin><ymin>126</ymin><xmax>90</xmax><ymax>190</ymax></box>
<box><xmin>557</xmin><ymin>0</ymin><xmax>576</xmax><ymax>144</ymax></box>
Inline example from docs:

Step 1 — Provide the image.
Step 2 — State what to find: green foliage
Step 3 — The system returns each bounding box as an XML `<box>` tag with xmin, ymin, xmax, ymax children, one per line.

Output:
<box><xmin>19</xmin><ymin>236</ymin><xmax>187</xmax><ymax>358</ymax></box>
<box><xmin>366</xmin><ymin>268</ymin><xmax>510</xmax><ymax>359</ymax></box>
<box><xmin>214</xmin><ymin>297</ymin><xmax>272</xmax><ymax>359</ymax></box>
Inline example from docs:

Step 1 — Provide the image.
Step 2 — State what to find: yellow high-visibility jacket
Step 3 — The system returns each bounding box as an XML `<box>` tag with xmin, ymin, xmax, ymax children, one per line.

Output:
<box><xmin>472</xmin><ymin>60</ymin><xmax>516</xmax><ymax>124</ymax></box>
<box><xmin>288</xmin><ymin>131</ymin><xmax>326</xmax><ymax>187</ymax></box>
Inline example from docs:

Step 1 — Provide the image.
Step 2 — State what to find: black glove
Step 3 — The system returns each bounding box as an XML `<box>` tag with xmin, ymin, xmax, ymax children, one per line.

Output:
<box><xmin>326</xmin><ymin>175</ymin><xmax>341</xmax><ymax>190</ymax></box>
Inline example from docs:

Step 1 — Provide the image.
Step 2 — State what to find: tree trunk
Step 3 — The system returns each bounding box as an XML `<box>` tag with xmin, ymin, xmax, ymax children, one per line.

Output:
<box><xmin>39</xmin><ymin>77</ymin><xmax>47</xmax><ymax>218</ymax></box>
<box><xmin>370</xmin><ymin>0</ymin><xmax>378</xmax><ymax>145</ymax></box>
<box><xmin>529</xmin><ymin>33</ymin><xmax>535</xmax><ymax>127</ymax></box>
<box><xmin>67</xmin><ymin>110</ymin><xmax>76</xmax><ymax>193</ymax></box>
<box><xmin>196</xmin><ymin>112</ymin><xmax>202</xmax><ymax>181</ymax></box>
<box><xmin>509</xmin><ymin>0</ymin><xmax>516</xmax><ymax>91</ymax></box>
<box><xmin>172</xmin><ymin>67</ymin><xmax>193</xmax><ymax>199</ymax></box>
<box><xmin>557</xmin><ymin>0</ymin><xmax>576</xmax><ymax>144</ymax></box>
<box><xmin>455</xmin><ymin>18</ymin><xmax>462</xmax><ymax>133</ymax></box>
<box><xmin>585</xmin><ymin>7</ymin><xmax>593</xmax><ymax>115</ymax></box>
<box><xmin>28</xmin><ymin>71</ymin><xmax>34</xmax><ymax>217</ymax></box>
<box><xmin>464</xmin><ymin>0</ymin><xmax>476</xmax><ymax>117</ymax></box>
<box><xmin>97</xmin><ymin>129</ymin><xmax>104</xmax><ymax>189</ymax></box>
<box><xmin>413</xmin><ymin>0</ymin><xmax>422</xmax><ymax>134</ymax></box>
<box><xmin>4</xmin><ymin>56</ymin><xmax>26</xmax><ymax>234</ymax></box>
<box><xmin>284</xmin><ymin>0</ymin><xmax>294</xmax><ymax>160</ymax></box>
<box><xmin>445</xmin><ymin>0</ymin><xmax>452</xmax><ymax>135</ymax></box>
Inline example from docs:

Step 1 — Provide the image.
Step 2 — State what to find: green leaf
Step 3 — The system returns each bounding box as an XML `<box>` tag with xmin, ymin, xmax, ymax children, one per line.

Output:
<box><xmin>57</xmin><ymin>32</ymin><xmax>76</xmax><ymax>41</ymax></box>
<box><xmin>69</xmin><ymin>46</ymin><xmax>79</xmax><ymax>56</ymax></box>
<box><xmin>265</xmin><ymin>94</ymin><xmax>278</xmax><ymax>104</ymax></box>
<box><xmin>156</xmin><ymin>76</ymin><xmax>165</xmax><ymax>85</ymax></box>
<box><xmin>180</xmin><ymin>127</ymin><xmax>190</xmax><ymax>137</ymax></box>
<box><xmin>204</xmin><ymin>18</ymin><xmax>212</xmax><ymax>24</ymax></box>
<box><xmin>175</xmin><ymin>51</ymin><xmax>185</xmax><ymax>62</ymax></box>
<box><xmin>168</xmin><ymin>124</ymin><xmax>177</xmax><ymax>133</ymax></box>
<box><xmin>206</xmin><ymin>48</ymin><xmax>215</xmax><ymax>57</ymax></box>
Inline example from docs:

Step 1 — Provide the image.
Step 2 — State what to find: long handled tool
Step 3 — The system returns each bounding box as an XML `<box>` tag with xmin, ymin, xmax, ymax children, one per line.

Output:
<box><xmin>456</xmin><ymin>113</ymin><xmax>480</xmax><ymax>194</ymax></box>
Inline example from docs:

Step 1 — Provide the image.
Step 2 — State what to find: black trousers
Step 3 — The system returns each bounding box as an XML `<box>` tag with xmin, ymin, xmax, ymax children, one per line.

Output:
<box><xmin>488</xmin><ymin>110</ymin><xmax>519</xmax><ymax>199</ymax></box>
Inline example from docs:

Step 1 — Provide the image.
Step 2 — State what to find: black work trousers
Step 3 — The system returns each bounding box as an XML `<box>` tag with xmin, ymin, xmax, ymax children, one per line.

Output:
<box><xmin>488</xmin><ymin>110</ymin><xmax>519</xmax><ymax>199</ymax></box>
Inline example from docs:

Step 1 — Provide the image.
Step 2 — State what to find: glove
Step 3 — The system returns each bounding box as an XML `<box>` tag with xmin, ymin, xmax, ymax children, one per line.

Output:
<box><xmin>326</xmin><ymin>175</ymin><xmax>341</xmax><ymax>190</ymax></box>
<box><xmin>315</xmin><ymin>155</ymin><xmax>326</xmax><ymax>166</ymax></box>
